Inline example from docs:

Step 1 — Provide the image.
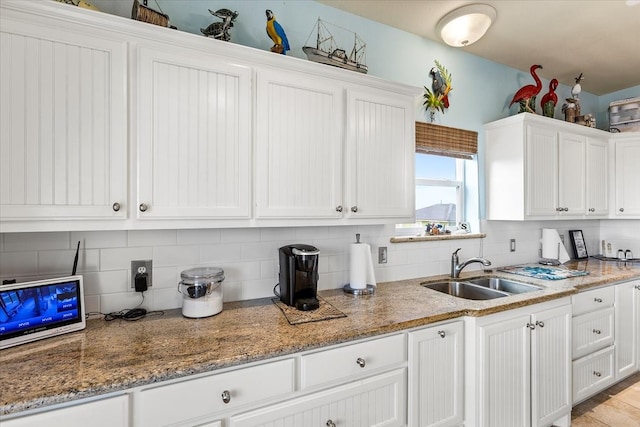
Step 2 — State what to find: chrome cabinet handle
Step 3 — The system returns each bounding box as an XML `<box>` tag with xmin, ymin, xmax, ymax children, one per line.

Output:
<box><xmin>336</xmin><ymin>205</ymin><xmax>343</xmax><ymax>212</ymax></box>
<box><xmin>326</xmin><ymin>420</ymin><xmax>336</xmax><ymax>427</ymax></box>
<box><xmin>593</xmin><ymin>329</ymin><xmax>602</xmax><ymax>334</ymax></box>
<box><xmin>535</xmin><ymin>321</ymin><xmax>545</xmax><ymax>328</ymax></box>
<box><xmin>139</xmin><ymin>203</ymin><xmax>148</xmax><ymax>212</ymax></box>
<box><xmin>527</xmin><ymin>323</ymin><xmax>536</xmax><ymax>330</ymax></box>
<box><xmin>438</xmin><ymin>330</ymin><xmax>446</xmax><ymax>338</ymax></box>
<box><xmin>221</xmin><ymin>390</ymin><xmax>231</xmax><ymax>404</ymax></box>
<box><xmin>619</xmin><ymin>208</ymin><xmax>624</xmax><ymax>212</ymax></box>
<box><xmin>112</xmin><ymin>202</ymin><xmax>121</xmax><ymax>212</ymax></box>
<box><xmin>351</xmin><ymin>206</ymin><xmax>358</xmax><ymax>213</ymax></box>
<box><xmin>556</xmin><ymin>207</ymin><xmax>562</xmax><ymax>212</ymax></box>
<box><xmin>635</xmin><ymin>285</ymin><xmax>640</xmax><ymax>290</ymax></box>
<box><xmin>589</xmin><ymin>208</ymin><xmax>595</xmax><ymax>212</ymax></box>
<box><xmin>593</xmin><ymin>371</ymin><xmax>602</xmax><ymax>377</ymax></box>
<box><xmin>594</xmin><ymin>297</ymin><xmax>603</xmax><ymax>303</ymax></box>
<box><xmin>356</xmin><ymin>357</ymin><xmax>366</xmax><ymax>368</ymax></box>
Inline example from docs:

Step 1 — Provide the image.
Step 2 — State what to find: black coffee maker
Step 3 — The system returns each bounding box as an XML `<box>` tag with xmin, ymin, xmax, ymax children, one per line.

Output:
<box><xmin>278</xmin><ymin>244</ymin><xmax>320</xmax><ymax>311</ymax></box>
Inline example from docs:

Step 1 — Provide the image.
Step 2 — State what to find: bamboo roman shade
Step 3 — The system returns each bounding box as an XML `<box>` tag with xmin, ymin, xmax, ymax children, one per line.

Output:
<box><xmin>415</xmin><ymin>121</ymin><xmax>478</xmax><ymax>159</ymax></box>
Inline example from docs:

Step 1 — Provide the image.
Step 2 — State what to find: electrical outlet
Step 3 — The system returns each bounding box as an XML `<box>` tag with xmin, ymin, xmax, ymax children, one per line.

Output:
<box><xmin>131</xmin><ymin>260</ymin><xmax>152</xmax><ymax>289</ymax></box>
<box><xmin>510</xmin><ymin>238</ymin><xmax>516</xmax><ymax>252</ymax></box>
<box><xmin>378</xmin><ymin>246</ymin><xmax>388</xmax><ymax>264</ymax></box>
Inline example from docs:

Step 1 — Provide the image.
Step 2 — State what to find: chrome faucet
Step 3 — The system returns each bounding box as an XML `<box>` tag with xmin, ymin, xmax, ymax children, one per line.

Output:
<box><xmin>451</xmin><ymin>248</ymin><xmax>492</xmax><ymax>278</ymax></box>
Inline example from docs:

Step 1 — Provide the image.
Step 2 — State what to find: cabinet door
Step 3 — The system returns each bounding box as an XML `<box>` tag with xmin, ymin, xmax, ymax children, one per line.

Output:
<box><xmin>408</xmin><ymin>321</ymin><xmax>463</xmax><ymax>427</ymax></box>
<box><xmin>255</xmin><ymin>69</ymin><xmax>343</xmax><ymax>219</ymax></box>
<box><xmin>530</xmin><ymin>304</ymin><xmax>572</xmax><ymax>427</ymax></box>
<box><xmin>615</xmin><ymin>280</ymin><xmax>638</xmax><ymax>379</ymax></box>
<box><xmin>136</xmin><ymin>46</ymin><xmax>251</xmax><ymax>219</ymax></box>
<box><xmin>525</xmin><ymin>124</ymin><xmax>558</xmax><ymax>218</ymax></box>
<box><xmin>614</xmin><ymin>138</ymin><xmax>640</xmax><ymax>217</ymax></box>
<box><xmin>1</xmin><ymin>395</ymin><xmax>128</xmax><ymax>427</ymax></box>
<box><xmin>478</xmin><ymin>313</ymin><xmax>531</xmax><ymax>427</ymax></box>
<box><xmin>557</xmin><ymin>132</ymin><xmax>586</xmax><ymax>217</ymax></box>
<box><xmin>229</xmin><ymin>369</ymin><xmax>406</xmax><ymax>427</ymax></box>
<box><xmin>0</xmin><ymin>18</ymin><xmax>127</xmax><ymax>222</ymax></box>
<box><xmin>345</xmin><ymin>88</ymin><xmax>414</xmax><ymax>220</ymax></box>
<box><xmin>585</xmin><ymin>137</ymin><xmax>608</xmax><ymax>216</ymax></box>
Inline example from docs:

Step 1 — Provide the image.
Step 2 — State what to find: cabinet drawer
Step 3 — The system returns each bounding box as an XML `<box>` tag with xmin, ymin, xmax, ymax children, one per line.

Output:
<box><xmin>301</xmin><ymin>334</ymin><xmax>405</xmax><ymax>388</ymax></box>
<box><xmin>572</xmin><ymin>307</ymin><xmax>615</xmax><ymax>360</ymax></box>
<box><xmin>572</xmin><ymin>346</ymin><xmax>615</xmax><ymax>404</ymax></box>
<box><xmin>138</xmin><ymin>359</ymin><xmax>294</xmax><ymax>427</ymax></box>
<box><xmin>230</xmin><ymin>368</ymin><xmax>406</xmax><ymax>427</ymax></box>
<box><xmin>572</xmin><ymin>286</ymin><xmax>614</xmax><ymax>316</ymax></box>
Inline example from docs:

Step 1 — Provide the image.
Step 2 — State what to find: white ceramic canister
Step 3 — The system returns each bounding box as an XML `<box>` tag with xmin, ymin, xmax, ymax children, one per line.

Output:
<box><xmin>178</xmin><ymin>267</ymin><xmax>224</xmax><ymax>318</ymax></box>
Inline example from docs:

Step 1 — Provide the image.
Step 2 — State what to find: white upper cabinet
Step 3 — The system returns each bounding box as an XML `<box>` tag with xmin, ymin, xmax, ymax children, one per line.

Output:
<box><xmin>345</xmin><ymin>88</ymin><xmax>415</xmax><ymax>221</ymax></box>
<box><xmin>255</xmin><ymin>69</ymin><xmax>343</xmax><ymax>219</ymax></box>
<box><xmin>136</xmin><ymin>46</ymin><xmax>251</xmax><ymax>220</ymax></box>
<box><xmin>0</xmin><ymin>10</ymin><xmax>127</xmax><ymax>228</ymax></box>
<box><xmin>485</xmin><ymin>113</ymin><xmax>617</xmax><ymax>221</ymax></box>
<box><xmin>612</xmin><ymin>135</ymin><xmax>640</xmax><ymax>218</ymax></box>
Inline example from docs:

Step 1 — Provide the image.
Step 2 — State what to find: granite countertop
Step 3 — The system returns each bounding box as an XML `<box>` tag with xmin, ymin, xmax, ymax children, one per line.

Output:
<box><xmin>1</xmin><ymin>259</ymin><xmax>638</xmax><ymax>416</ymax></box>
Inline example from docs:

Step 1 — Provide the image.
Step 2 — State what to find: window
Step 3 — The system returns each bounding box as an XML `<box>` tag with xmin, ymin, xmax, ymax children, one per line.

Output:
<box><xmin>396</xmin><ymin>153</ymin><xmax>464</xmax><ymax>235</ymax></box>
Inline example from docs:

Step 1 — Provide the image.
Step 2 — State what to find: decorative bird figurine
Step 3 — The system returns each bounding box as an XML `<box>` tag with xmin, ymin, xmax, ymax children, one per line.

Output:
<box><xmin>540</xmin><ymin>78</ymin><xmax>559</xmax><ymax>118</ymax></box>
<box><xmin>430</xmin><ymin>65</ymin><xmax>450</xmax><ymax>109</ymax></box>
<box><xmin>509</xmin><ymin>64</ymin><xmax>543</xmax><ymax>114</ymax></box>
<box><xmin>265</xmin><ymin>9</ymin><xmax>290</xmax><ymax>55</ymax></box>
<box><xmin>571</xmin><ymin>73</ymin><xmax>584</xmax><ymax>99</ymax></box>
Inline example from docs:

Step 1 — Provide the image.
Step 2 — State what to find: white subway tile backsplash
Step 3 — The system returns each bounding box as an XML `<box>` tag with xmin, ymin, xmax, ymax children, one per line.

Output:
<box><xmin>2</xmin><ymin>232</ymin><xmax>70</xmax><ymax>251</ymax></box>
<box><xmin>153</xmin><ymin>245</ymin><xmax>199</xmax><ymax>267</ymax></box>
<box><xmin>128</xmin><ymin>230</ymin><xmax>177</xmax><ymax>247</ymax></box>
<box><xmin>70</xmin><ymin>231</ymin><xmax>127</xmax><ymax>249</ymax></box>
<box><xmin>101</xmin><ymin>247</ymin><xmax>153</xmax><ymax>271</ymax></box>
<box><xmin>84</xmin><ymin>294</ymin><xmax>101</xmax><ymax>315</ymax></box>
<box><xmin>2</xmin><ymin>219</ymin><xmax>638</xmax><ymax>313</ymax></box>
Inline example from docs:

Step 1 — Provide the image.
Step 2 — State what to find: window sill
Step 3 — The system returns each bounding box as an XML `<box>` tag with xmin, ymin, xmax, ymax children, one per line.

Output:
<box><xmin>390</xmin><ymin>233</ymin><xmax>486</xmax><ymax>243</ymax></box>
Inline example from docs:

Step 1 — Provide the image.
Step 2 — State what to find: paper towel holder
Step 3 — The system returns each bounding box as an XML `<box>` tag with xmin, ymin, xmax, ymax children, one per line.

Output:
<box><xmin>344</xmin><ymin>233</ymin><xmax>376</xmax><ymax>296</ymax></box>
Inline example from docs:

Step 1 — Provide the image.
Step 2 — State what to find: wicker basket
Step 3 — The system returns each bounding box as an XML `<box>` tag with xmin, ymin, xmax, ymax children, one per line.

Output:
<box><xmin>131</xmin><ymin>0</ymin><xmax>169</xmax><ymax>27</ymax></box>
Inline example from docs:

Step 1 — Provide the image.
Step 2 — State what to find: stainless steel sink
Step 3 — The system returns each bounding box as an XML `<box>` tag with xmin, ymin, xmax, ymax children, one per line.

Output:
<box><xmin>422</xmin><ymin>281</ymin><xmax>510</xmax><ymax>300</ymax></box>
<box><xmin>466</xmin><ymin>277</ymin><xmax>542</xmax><ymax>294</ymax></box>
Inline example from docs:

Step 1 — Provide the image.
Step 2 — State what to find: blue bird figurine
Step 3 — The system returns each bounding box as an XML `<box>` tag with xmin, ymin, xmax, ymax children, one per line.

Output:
<box><xmin>265</xmin><ymin>9</ymin><xmax>290</xmax><ymax>55</ymax></box>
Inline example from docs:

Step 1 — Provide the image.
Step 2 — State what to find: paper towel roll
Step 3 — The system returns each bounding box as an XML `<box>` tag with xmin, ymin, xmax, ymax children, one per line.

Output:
<box><xmin>541</xmin><ymin>228</ymin><xmax>570</xmax><ymax>263</ymax></box>
<box><xmin>349</xmin><ymin>242</ymin><xmax>376</xmax><ymax>289</ymax></box>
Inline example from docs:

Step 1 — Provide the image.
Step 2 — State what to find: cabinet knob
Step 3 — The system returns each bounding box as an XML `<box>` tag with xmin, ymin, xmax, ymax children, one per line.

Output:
<box><xmin>556</xmin><ymin>207</ymin><xmax>562</xmax><ymax>212</ymax></box>
<box><xmin>619</xmin><ymin>208</ymin><xmax>624</xmax><ymax>212</ymax></box>
<box><xmin>535</xmin><ymin>321</ymin><xmax>545</xmax><ymax>328</ymax></box>
<box><xmin>593</xmin><ymin>371</ymin><xmax>602</xmax><ymax>377</ymax></box>
<box><xmin>635</xmin><ymin>285</ymin><xmax>640</xmax><ymax>290</ymax></box>
<box><xmin>356</xmin><ymin>357</ymin><xmax>366</xmax><ymax>368</ymax></box>
<box><xmin>589</xmin><ymin>208</ymin><xmax>595</xmax><ymax>212</ymax></box>
<box><xmin>351</xmin><ymin>206</ymin><xmax>358</xmax><ymax>213</ymax></box>
<box><xmin>112</xmin><ymin>202</ymin><xmax>121</xmax><ymax>212</ymax></box>
<box><xmin>563</xmin><ymin>207</ymin><xmax>569</xmax><ymax>212</ymax></box>
<box><xmin>139</xmin><ymin>203</ymin><xmax>148</xmax><ymax>212</ymax></box>
<box><xmin>336</xmin><ymin>205</ymin><xmax>343</xmax><ymax>212</ymax></box>
<box><xmin>326</xmin><ymin>420</ymin><xmax>336</xmax><ymax>427</ymax></box>
<box><xmin>438</xmin><ymin>330</ymin><xmax>446</xmax><ymax>338</ymax></box>
<box><xmin>593</xmin><ymin>329</ymin><xmax>602</xmax><ymax>335</ymax></box>
<box><xmin>526</xmin><ymin>322</ymin><xmax>536</xmax><ymax>330</ymax></box>
<box><xmin>594</xmin><ymin>297</ymin><xmax>603</xmax><ymax>303</ymax></box>
<box><xmin>221</xmin><ymin>390</ymin><xmax>231</xmax><ymax>404</ymax></box>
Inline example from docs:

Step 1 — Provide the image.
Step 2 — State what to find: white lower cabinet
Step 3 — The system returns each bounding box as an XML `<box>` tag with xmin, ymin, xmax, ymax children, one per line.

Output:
<box><xmin>572</xmin><ymin>346</ymin><xmax>616</xmax><ymax>403</ymax></box>
<box><xmin>615</xmin><ymin>279</ymin><xmax>639</xmax><ymax>379</ymax></box>
<box><xmin>468</xmin><ymin>299</ymin><xmax>572</xmax><ymax>427</ymax></box>
<box><xmin>408</xmin><ymin>321</ymin><xmax>464</xmax><ymax>427</ymax></box>
<box><xmin>229</xmin><ymin>368</ymin><xmax>406</xmax><ymax>427</ymax></box>
<box><xmin>1</xmin><ymin>395</ymin><xmax>128</xmax><ymax>427</ymax></box>
<box><xmin>135</xmin><ymin>359</ymin><xmax>295</xmax><ymax>427</ymax></box>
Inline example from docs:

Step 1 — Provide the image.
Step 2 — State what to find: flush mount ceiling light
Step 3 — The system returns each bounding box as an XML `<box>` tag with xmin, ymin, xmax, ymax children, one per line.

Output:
<box><xmin>436</xmin><ymin>4</ymin><xmax>497</xmax><ymax>47</ymax></box>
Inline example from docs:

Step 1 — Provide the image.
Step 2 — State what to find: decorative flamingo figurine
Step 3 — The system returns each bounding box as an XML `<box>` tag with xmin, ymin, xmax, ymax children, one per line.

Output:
<box><xmin>509</xmin><ymin>64</ymin><xmax>543</xmax><ymax>113</ymax></box>
<box><xmin>540</xmin><ymin>78</ymin><xmax>559</xmax><ymax>117</ymax></box>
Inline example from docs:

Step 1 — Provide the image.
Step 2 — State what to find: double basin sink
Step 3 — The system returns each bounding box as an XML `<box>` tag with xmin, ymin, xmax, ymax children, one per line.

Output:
<box><xmin>422</xmin><ymin>277</ymin><xmax>542</xmax><ymax>300</ymax></box>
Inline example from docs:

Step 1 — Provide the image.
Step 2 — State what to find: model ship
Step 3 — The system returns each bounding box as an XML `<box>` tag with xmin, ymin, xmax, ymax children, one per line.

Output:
<box><xmin>302</xmin><ymin>18</ymin><xmax>368</xmax><ymax>74</ymax></box>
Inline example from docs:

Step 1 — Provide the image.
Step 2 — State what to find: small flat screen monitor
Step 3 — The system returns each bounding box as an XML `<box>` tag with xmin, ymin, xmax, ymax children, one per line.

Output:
<box><xmin>0</xmin><ymin>275</ymin><xmax>86</xmax><ymax>349</ymax></box>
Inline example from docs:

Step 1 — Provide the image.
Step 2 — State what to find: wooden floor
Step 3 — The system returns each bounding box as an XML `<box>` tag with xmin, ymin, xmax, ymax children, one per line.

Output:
<box><xmin>571</xmin><ymin>372</ymin><xmax>640</xmax><ymax>426</ymax></box>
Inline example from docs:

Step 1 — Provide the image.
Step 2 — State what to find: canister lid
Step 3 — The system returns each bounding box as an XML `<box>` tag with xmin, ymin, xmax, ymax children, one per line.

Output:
<box><xmin>180</xmin><ymin>267</ymin><xmax>225</xmax><ymax>283</ymax></box>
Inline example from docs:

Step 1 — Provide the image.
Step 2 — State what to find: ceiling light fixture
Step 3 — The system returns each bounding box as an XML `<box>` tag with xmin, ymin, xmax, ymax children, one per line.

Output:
<box><xmin>436</xmin><ymin>4</ymin><xmax>496</xmax><ymax>47</ymax></box>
